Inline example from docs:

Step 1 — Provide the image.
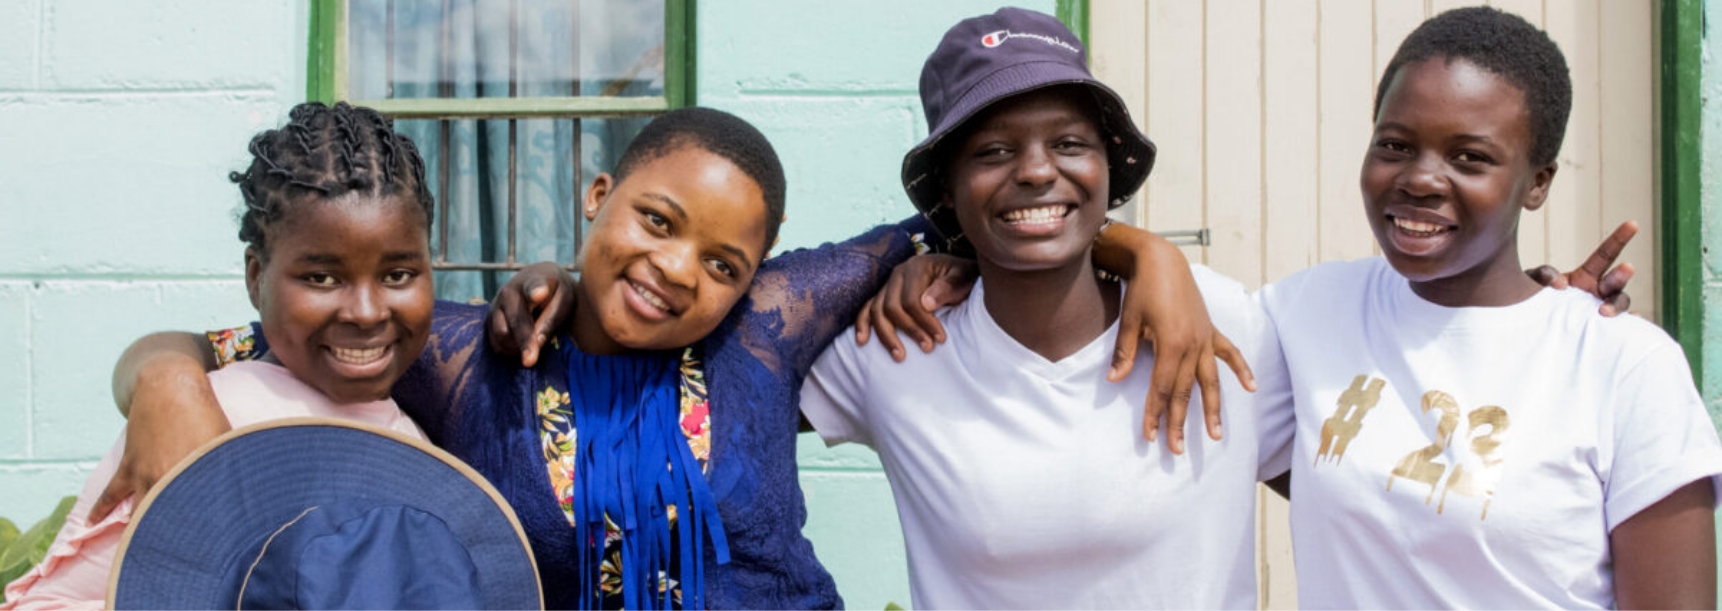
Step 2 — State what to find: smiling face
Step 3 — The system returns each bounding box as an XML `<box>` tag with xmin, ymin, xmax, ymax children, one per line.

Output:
<box><xmin>246</xmin><ymin>193</ymin><xmax>433</xmax><ymax>403</ymax></box>
<box><xmin>943</xmin><ymin>85</ymin><xmax>1109</xmax><ymax>275</ymax></box>
<box><xmin>571</xmin><ymin>144</ymin><xmax>769</xmax><ymax>355</ymax></box>
<box><xmin>1362</xmin><ymin>57</ymin><xmax>1555</xmax><ymax>305</ymax></box>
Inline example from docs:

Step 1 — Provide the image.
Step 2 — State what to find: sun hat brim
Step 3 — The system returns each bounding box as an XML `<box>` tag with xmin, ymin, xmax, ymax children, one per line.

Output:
<box><xmin>107</xmin><ymin>417</ymin><xmax>542</xmax><ymax>610</ymax></box>
<box><xmin>901</xmin><ymin>62</ymin><xmax>1156</xmax><ymax>249</ymax></box>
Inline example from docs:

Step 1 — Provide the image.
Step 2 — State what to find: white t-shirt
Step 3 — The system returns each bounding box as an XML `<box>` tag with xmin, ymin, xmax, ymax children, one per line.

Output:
<box><xmin>800</xmin><ymin>266</ymin><xmax>1291</xmax><ymax>609</ymax></box>
<box><xmin>1258</xmin><ymin>257</ymin><xmax>1722</xmax><ymax>609</ymax></box>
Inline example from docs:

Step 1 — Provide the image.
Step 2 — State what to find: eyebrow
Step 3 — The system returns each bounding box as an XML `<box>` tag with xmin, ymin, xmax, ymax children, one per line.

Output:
<box><xmin>1375</xmin><ymin>121</ymin><xmax>1499</xmax><ymax>145</ymax></box>
<box><xmin>643</xmin><ymin>192</ymin><xmax>689</xmax><ymax>221</ymax></box>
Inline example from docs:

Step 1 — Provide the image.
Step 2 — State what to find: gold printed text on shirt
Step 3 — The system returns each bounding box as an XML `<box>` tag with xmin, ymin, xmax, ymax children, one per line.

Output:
<box><xmin>1315</xmin><ymin>375</ymin><xmax>1386</xmax><ymax>465</ymax></box>
<box><xmin>1386</xmin><ymin>390</ymin><xmax>1510</xmax><ymax>520</ymax></box>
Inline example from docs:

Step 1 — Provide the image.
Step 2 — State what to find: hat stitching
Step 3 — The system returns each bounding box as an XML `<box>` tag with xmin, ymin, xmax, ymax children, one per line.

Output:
<box><xmin>236</xmin><ymin>505</ymin><xmax>321</xmax><ymax>609</ymax></box>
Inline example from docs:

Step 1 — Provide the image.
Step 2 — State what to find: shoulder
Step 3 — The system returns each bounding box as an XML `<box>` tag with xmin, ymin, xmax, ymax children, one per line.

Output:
<box><xmin>1539</xmin><ymin>289</ymin><xmax>1684</xmax><ymax>376</ymax></box>
<box><xmin>1258</xmin><ymin>257</ymin><xmax>1385</xmax><ymax>314</ymax></box>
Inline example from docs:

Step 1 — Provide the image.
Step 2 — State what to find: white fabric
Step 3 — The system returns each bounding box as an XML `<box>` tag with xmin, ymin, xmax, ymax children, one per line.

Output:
<box><xmin>801</xmin><ymin>266</ymin><xmax>1288</xmax><ymax>609</ymax></box>
<box><xmin>2</xmin><ymin>361</ymin><xmax>425</xmax><ymax>610</ymax></box>
<box><xmin>1258</xmin><ymin>257</ymin><xmax>1722</xmax><ymax>610</ymax></box>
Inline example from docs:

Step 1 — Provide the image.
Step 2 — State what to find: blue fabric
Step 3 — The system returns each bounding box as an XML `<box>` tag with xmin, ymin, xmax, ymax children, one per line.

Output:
<box><xmin>377</xmin><ymin>217</ymin><xmax>932</xmax><ymax>609</ymax></box>
<box><xmin>561</xmin><ymin>344</ymin><xmax>729</xmax><ymax>609</ymax></box>
<box><xmin>113</xmin><ymin>423</ymin><xmax>539</xmax><ymax>611</ymax></box>
<box><xmin>239</xmin><ymin>503</ymin><xmax>484</xmax><ymax>610</ymax></box>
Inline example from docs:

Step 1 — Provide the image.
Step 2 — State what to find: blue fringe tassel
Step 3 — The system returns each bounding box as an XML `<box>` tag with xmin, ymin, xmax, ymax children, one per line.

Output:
<box><xmin>565</xmin><ymin>345</ymin><xmax>730</xmax><ymax>609</ymax></box>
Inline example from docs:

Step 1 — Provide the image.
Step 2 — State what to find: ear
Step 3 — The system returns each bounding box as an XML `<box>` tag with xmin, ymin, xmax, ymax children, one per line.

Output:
<box><xmin>244</xmin><ymin>247</ymin><xmax>264</xmax><ymax>310</ymax></box>
<box><xmin>1523</xmin><ymin>162</ymin><xmax>1557</xmax><ymax>212</ymax></box>
<box><xmin>584</xmin><ymin>173</ymin><xmax>615</xmax><ymax>222</ymax></box>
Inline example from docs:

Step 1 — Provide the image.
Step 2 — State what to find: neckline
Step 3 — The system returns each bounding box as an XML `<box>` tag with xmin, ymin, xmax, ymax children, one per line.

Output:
<box><xmin>1381</xmin><ymin>259</ymin><xmax>1560</xmax><ymax>333</ymax></box>
<box><xmin>965</xmin><ymin>278</ymin><xmax>1120</xmax><ymax>380</ymax></box>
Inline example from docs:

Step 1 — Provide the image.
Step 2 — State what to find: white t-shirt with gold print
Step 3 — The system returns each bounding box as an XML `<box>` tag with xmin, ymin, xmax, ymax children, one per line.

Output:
<box><xmin>1258</xmin><ymin>256</ymin><xmax>1722</xmax><ymax>610</ymax></box>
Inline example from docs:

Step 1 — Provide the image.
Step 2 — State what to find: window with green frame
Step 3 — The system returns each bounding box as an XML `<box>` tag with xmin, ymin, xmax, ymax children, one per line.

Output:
<box><xmin>306</xmin><ymin>0</ymin><xmax>694</xmax><ymax>301</ymax></box>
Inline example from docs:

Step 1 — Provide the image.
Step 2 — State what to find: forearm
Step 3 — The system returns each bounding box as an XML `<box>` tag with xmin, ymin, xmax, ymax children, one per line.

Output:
<box><xmin>111</xmin><ymin>331</ymin><xmax>220</xmax><ymax>417</ymax></box>
<box><xmin>1093</xmin><ymin>221</ymin><xmax>1186</xmax><ymax>279</ymax></box>
<box><xmin>1611</xmin><ymin>478</ymin><xmax>1717</xmax><ymax>609</ymax></box>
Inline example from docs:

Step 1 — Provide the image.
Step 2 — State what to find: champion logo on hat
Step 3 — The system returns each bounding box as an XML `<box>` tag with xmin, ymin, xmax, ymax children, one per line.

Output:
<box><xmin>976</xmin><ymin>28</ymin><xmax>1080</xmax><ymax>54</ymax></box>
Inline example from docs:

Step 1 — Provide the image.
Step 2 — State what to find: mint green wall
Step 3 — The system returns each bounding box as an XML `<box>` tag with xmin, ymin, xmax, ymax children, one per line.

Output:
<box><xmin>1701</xmin><ymin>0</ymin><xmax>1722</xmax><ymax>597</ymax></box>
<box><xmin>1704</xmin><ymin>0</ymin><xmax>1722</xmax><ymax>427</ymax></box>
<box><xmin>0</xmin><ymin>1</ymin><xmax>1053</xmax><ymax>607</ymax></box>
<box><xmin>0</xmin><ymin>0</ymin><xmax>305</xmax><ymax>530</ymax></box>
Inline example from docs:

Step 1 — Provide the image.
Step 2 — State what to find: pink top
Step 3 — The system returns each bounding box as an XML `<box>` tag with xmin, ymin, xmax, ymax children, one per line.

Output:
<box><xmin>2</xmin><ymin>361</ymin><xmax>425</xmax><ymax>610</ymax></box>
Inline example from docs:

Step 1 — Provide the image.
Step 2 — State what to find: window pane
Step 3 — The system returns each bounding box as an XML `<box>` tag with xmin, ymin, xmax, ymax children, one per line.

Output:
<box><xmin>398</xmin><ymin>115</ymin><xmax>651</xmax><ymax>302</ymax></box>
<box><xmin>347</xmin><ymin>0</ymin><xmax>667</xmax><ymax>101</ymax></box>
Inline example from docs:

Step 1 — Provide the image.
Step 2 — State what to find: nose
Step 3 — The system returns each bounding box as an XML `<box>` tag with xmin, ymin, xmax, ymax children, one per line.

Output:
<box><xmin>1013</xmin><ymin>144</ymin><xmax>1058</xmax><ymax>188</ymax></box>
<box><xmin>1395</xmin><ymin>153</ymin><xmax>1448</xmax><ymax>199</ymax></box>
<box><xmin>338</xmin><ymin>282</ymin><xmax>389</xmax><ymax>327</ymax></box>
<box><xmin>652</xmin><ymin>241</ymin><xmax>699</xmax><ymax>290</ymax></box>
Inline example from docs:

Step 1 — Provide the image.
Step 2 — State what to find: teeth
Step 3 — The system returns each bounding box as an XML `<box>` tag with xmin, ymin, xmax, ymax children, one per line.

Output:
<box><xmin>1003</xmin><ymin>205</ymin><xmax>1066</xmax><ymax>224</ymax></box>
<box><xmin>631</xmin><ymin>282</ymin><xmax>670</xmax><ymax>312</ymax></box>
<box><xmin>1394</xmin><ymin>217</ymin><xmax>1447</xmax><ymax>234</ymax></box>
<box><xmin>331</xmin><ymin>346</ymin><xmax>386</xmax><ymax>364</ymax></box>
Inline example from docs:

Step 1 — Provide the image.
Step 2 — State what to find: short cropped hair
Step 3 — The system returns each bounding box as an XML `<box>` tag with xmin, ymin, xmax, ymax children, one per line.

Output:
<box><xmin>613</xmin><ymin>107</ymin><xmax>788</xmax><ymax>253</ymax></box>
<box><xmin>1374</xmin><ymin>6</ymin><xmax>1572</xmax><ymax>166</ymax></box>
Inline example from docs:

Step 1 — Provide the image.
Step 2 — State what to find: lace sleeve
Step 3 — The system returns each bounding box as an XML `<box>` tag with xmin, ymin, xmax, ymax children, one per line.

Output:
<box><xmin>388</xmin><ymin>300</ymin><xmax>488</xmax><ymax>443</ymax></box>
<box><xmin>738</xmin><ymin>215</ymin><xmax>938</xmax><ymax>380</ymax></box>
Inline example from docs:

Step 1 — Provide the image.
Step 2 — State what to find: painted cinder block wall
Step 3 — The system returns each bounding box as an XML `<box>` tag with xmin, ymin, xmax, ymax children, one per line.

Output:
<box><xmin>0</xmin><ymin>0</ymin><xmax>1052</xmax><ymax>606</ymax></box>
<box><xmin>1704</xmin><ymin>0</ymin><xmax>1722</xmax><ymax>426</ymax></box>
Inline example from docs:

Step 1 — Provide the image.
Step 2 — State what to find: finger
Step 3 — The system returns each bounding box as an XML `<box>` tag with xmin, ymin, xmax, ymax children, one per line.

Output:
<box><xmin>855</xmin><ymin>296</ymin><xmax>875</xmax><ymax>346</ymax></box>
<box><xmin>1598</xmin><ymin>262</ymin><xmax>1634</xmax><ymax>317</ymax></box>
<box><xmin>1598</xmin><ymin>261</ymin><xmax>1635</xmax><ymax>299</ymax></box>
<box><xmin>1575</xmin><ymin>220</ymin><xmax>1639</xmax><ymax>286</ymax></box>
<box><xmin>487</xmin><ymin>293</ymin><xmax>526</xmax><ymax>358</ymax></box>
<box><xmin>904</xmin><ymin>284</ymin><xmax>946</xmax><ymax>351</ymax></box>
<box><xmin>522</xmin><ymin>281</ymin><xmax>572</xmax><ymax>367</ymax></box>
<box><xmin>525</xmin><ymin>276</ymin><xmax>551</xmax><ymax>307</ymax></box>
<box><xmin>1109</xmin><ymin>310</ymin><xmax>1143</xmax><ymax>383</ymax></box>
<box><xmin>1212</xmin><ymin>332</ymin><xmax>1255</xmax><ymax>392</ymax></box>
<box><xmin>1526</xmin><ymin>265</ymin><xmax>1568</xmax><ymax>290</ymax></box>
<box><xmin>882</xmin><ymin>274</ymin><xmax>934</xmax><ymax>353</ymax></box>
<box><xmin>1196</xmin><ymin>352</ymin><xmax>1223</xmax><ymax>441</ymax></box>
<box><xmin>89</xmin><ymin>479</ymin><xmax>130</xmax><ymax>522</ymax></box>
<box><xmin>1166</xmin><ymin>351</ymin><xmax>1199</xmax><ymax>455</ymax></box>
<box><xmin>872</xmin><ymin>300</ymin><xmax>907</xmax><ymax>362</ymax></box>
<box><xmin>1142</xmin><ymin>337</ymin><xmax>1176</xmax><ymax>443</ymax></box>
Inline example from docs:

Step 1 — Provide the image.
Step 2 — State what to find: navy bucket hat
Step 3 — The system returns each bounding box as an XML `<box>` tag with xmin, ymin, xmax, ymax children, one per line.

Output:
<box><xmin>902</xmin><ymin>7</ymin><xmax>1156</xmax><ymax>248</ymax></box>
<box><xmin>107</xmin><ymin>419</ymin><xmax>542</xmax><ymax>610</ymax></box>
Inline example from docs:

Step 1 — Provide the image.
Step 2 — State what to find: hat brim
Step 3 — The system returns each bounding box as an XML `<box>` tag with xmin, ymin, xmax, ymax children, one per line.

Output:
<box><xmin>901</xmin><ymin>63</ymin><xmax>1156</xmax><ymax>250</ymax></box>
<box><xmin>107</xmin><ymin>417</ymin><xmax>543</xmax><ymax>610</ymax></box>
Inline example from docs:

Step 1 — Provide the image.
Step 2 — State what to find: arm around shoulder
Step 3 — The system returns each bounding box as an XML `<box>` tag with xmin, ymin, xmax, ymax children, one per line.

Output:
<box><xmin>111</xmin><ymin>331</ymin><xmax>221</xmax><ymax>417</ymax></box>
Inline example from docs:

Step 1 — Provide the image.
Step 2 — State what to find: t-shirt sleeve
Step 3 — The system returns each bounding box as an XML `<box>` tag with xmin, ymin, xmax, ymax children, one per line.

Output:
<box><xmin>1249</xmin><ymin>290</ymin><xmax>1296</xmax><ymax>481</ymax></box>
<box><xmin>1190</xmin><ymin>265</ymin><xmax>1295</xmax><ymax>481</ymax></box>
<box><xmin>1603</xmin><ymin>340</ymin><xmax>1722</xmax><ymax>531</ymax></box>
<box><xmin>798</xmin><ymin>331</ymin><xmax>876</xmax><ymax>448</ymax></box>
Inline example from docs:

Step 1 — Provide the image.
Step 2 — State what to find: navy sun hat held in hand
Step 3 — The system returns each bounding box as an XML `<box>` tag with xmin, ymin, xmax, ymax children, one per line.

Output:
<box><xmin>902</xmin><ymin>7</ymin><xmax>1156</xmax><ymax>247</ymax></box>
<box><xmin>107</xmin><ymin>418</ymin><xmax>542</xmax><ymax>610</ymax></box>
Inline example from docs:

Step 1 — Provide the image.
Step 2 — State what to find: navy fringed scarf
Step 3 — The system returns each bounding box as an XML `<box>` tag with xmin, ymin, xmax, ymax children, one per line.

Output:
<box><xmin>564</xmin><ymin>344</ymin><xmax>730</xmax><ymax>610</ymax></box>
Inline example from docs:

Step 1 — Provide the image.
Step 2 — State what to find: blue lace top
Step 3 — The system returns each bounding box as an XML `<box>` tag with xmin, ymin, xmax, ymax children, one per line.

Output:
<box><xmin>222</xmin><ymin>218</ymin><xmax>931</xmax><ymax>609</ymax></box>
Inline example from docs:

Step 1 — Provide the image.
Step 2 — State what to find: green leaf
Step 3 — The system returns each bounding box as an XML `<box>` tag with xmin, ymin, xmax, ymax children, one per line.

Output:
<box><xmin>0</xmin><ymin>496</ymin><xmax>78</xmax><ymax>588</ymax></box>
<box><xmin>884</xmin><ymin>603</ymin><xmax>906</xmax><ymax>610</ymax></box>
<box><xmin>0</xmin><ymin>517</ymin><xmax>18</xmax><ymax>551</ymax></box>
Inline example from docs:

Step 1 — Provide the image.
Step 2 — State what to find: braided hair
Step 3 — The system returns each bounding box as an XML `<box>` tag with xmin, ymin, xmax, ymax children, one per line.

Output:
<box><xmin>232</xmin><ymin>102</ymin><xmax>434</xmax><ymax>257</ymax></box>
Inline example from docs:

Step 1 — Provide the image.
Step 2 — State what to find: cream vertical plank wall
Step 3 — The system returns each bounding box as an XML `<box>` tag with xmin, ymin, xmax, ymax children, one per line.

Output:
<box><xmin>1089</xmin><ymin>0</ymin><xmax>1657</xmax><ymax>608</ymax></box>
